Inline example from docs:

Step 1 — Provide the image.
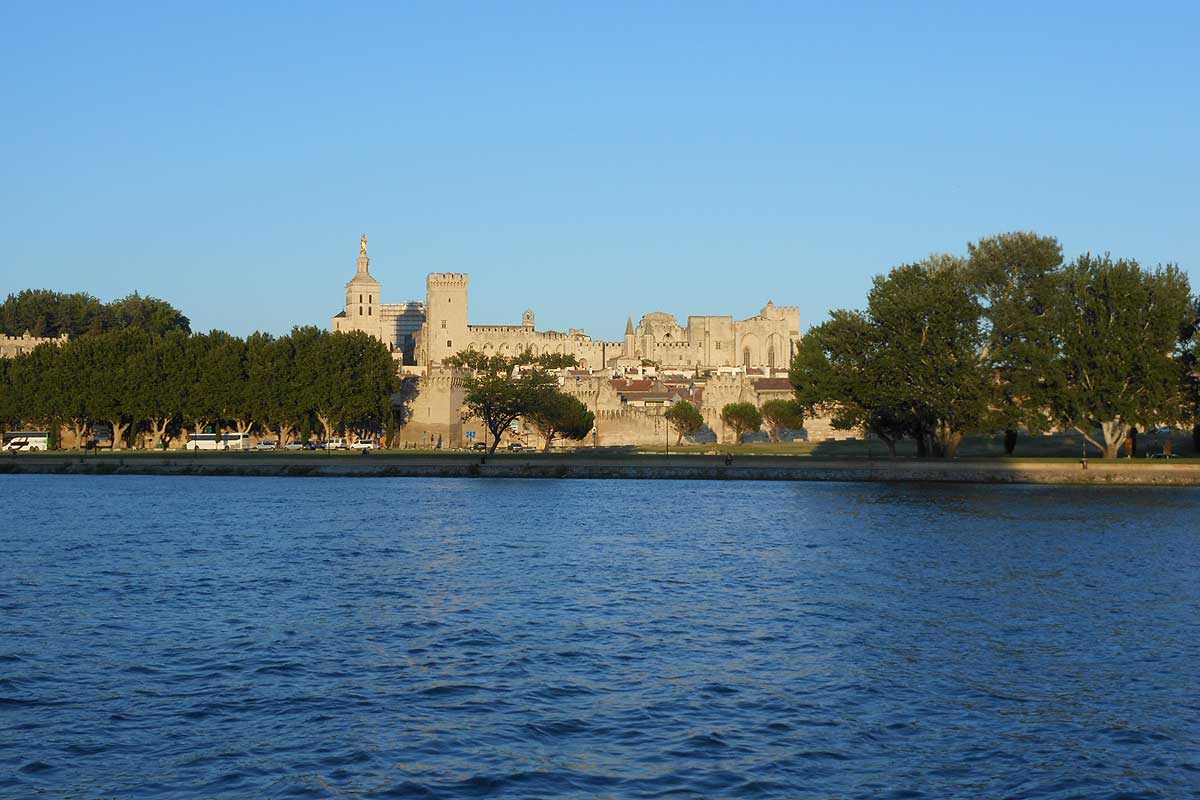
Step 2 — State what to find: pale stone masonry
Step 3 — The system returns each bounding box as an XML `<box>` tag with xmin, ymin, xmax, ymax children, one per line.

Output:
<box><xmin>0</xmin><ymin>332</ymin><xmax>68</xmax><ymax>359</ymax></box>
<box><xmin>330</xmin><ymin>236</ymin><xmax>849</xmax><ymax>447</ymax></box>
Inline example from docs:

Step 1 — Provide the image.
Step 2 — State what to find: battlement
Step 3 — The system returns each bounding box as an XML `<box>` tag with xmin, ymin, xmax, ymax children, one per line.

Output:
<box><xmin>427</xmin><ymin>272</ymin><xmax>469</xmax><ymax>287</ymax></box>
<box><xmin>1</xmin><ymin>332</ymin><xmax>68</xmax><ymax>344</ymax></box>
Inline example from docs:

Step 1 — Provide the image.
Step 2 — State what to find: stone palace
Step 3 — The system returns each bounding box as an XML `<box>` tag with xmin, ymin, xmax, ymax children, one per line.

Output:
<box><xmin>332</xmin><ymin>235</ymin><xmax>839</xmax><ymax>447</ymax></box>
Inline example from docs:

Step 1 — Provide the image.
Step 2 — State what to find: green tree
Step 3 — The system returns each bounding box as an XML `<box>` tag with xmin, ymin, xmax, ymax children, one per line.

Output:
<box><xmin>664</xmin><ymin>399</ymin><xmax>705</xmax><ymax>445</ymax></box>
<box><xmin>720</xmin><ymin>402</ymin><xmax>763</xmax><ymax>443</ymax></box>
<box><xmin>967</xmin><ymin>232</ymin><xmax>1064</xmax><ymax>452</ymax></box>
<box><xmin>250</xmin><ymin>330</ymin><xmax>309</xmax><ymax>447</ymax></box>
<box><xmin>791</xmin><ymin>311</ymin><xmax>914</xmax><ymax>456</ymax></box>
<box><xmin>82</xmin><ymin>329</ymin><xmax>150</xmax><ymax>450</ymax></box>
<box><xmin>186</xmin><ymin>331</ymin><xmax>246</xmax><ymax>438</ymax></box>
<box><xmin>868</xmin><ymin>256</ymin><xmax>992</xmax><ymax>457</ymax></box>
<box><xmin>0</xmin><ymin>289</ymin><xmax>189</xmax><ymax>338</ymax></box>
<box><xmin>527</xmin><ymin>391</ymin><xmax>594</xmax><ymax>451</ymax></box>
<box><xmin>128</xmin><ymin>331</ymin><xmax>191</xmax><ymax>448</ymax></box>
<box><xmin>299</xmin><ymin>331</ymin><xmax>398</xmax><ymax>443</ymax></box>
<box><xmin>0</xmin><ymin>290</ymin><xmax>106</xmax><ymax>337</ymax></box>
<box><xmin>1044</xmin><ymin>254</ymin><xmax>1192</xmax><ymax>458</ymax></box>
<box><xmin>108</xmin><ymin>292</ymin><xmax>191</xmax><ymax>335</ymax></box>
<box><xmin>445</xmin><ymin>350</ymin><xmax>575</xmax><ymax>455</ymax></box>
<box><xmin>760</xmin><ymin>398</ymin><xmax>805</xmax><ymax>442</ymax></box>
<box><xmin>792</xmin><ymin>256</ymin><xmax>992</xmax><ymax>458</ymax></box>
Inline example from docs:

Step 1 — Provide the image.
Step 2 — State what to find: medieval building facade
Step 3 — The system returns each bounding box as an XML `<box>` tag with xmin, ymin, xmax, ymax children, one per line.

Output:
<box><xmin>330</xmin><ymin>236</ymin><xmax>840</xmax><ymax>446</ymax></box>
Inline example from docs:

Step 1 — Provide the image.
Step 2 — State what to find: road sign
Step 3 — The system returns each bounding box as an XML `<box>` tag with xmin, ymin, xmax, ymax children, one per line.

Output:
<box><xmin>466</xmin><ymin>430</ymin><xmax>476</xmax><ymax>440</ymax></box>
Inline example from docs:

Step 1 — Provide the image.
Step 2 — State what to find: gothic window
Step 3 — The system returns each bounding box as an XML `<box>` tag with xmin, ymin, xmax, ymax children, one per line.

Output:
<box><xmin>359</xmin><ymin>294</ymin><xmax>363</xmax><ymax>303</ymax></box>
<box><xmin>441</xmin><ymin>320</ymin><xmax>447</xmax><ymax>329</ymax></box>
<box><xmin>368</xmin><ymin>307</ymin><xmax>372</xmax><ymax>316</ymax></box>
<box><xmin>768</xmin><ymin>345</ymin><xmax>775</xmax><ymax>369</ymax></box>
<box><xmin>743</xmin><ymin>348</ymin><xmax>751</xmax><ymax>368</ymax></box>
<box><xmin>368</xmin><ymin>295</ymin><xmax>372</xmax><ymax>303</ymax></box>
<box><xmin>446</xmin><ymin>340</ymin><xmax>452</xmax><ymax>348</ymax></box>
<box><xmin>358</xmin><ymin>308</ymin><xmax>362</xmax><ymax>316</ymax></box>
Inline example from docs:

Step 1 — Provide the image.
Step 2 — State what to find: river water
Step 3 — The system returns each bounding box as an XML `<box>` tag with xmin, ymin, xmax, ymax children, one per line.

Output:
<box><xmin>1</xmin><ymin>476</ymin><xmax>1198</xmax><ymax>799</ymax></box>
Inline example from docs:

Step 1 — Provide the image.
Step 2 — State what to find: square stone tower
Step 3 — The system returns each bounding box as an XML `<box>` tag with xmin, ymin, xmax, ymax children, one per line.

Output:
<box><xmin>424</xmin><ymin>273</ymin><xmax>469</xmax><ymax>365</ymax></box>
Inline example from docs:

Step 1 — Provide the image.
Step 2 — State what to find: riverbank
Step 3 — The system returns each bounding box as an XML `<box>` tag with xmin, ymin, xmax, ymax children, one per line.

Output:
<box><xmin>3</xmin><ymin>452</ymin><xmax>1200</xmax><ymax>485</ymax></box>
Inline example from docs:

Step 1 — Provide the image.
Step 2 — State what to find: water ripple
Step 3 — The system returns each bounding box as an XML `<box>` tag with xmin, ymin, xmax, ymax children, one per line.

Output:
<box><xmin>1</xmin><ymin>475</ymin><xmax>1198</xmax><ymax>798</ymax></box>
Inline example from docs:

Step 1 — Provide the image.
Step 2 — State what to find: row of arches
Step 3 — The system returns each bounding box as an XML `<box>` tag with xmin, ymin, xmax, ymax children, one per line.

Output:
<box><xmin>737</xmin><ymin>332</ymin><xmax>788</xmax><ymax>369</ymax></box>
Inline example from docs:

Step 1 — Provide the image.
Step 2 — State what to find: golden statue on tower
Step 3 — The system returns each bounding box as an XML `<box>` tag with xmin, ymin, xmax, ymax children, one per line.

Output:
<box><xmin>360</xmin><ymin>233</ymin><xmax>368</xmax><ymax>256</ymax></box>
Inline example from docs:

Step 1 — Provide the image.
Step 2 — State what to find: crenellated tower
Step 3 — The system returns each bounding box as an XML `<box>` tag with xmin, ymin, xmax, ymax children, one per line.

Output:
<box><xmin>425</xmin><ymin>273</ymin><xmax>469</xmax><ymax>365</ymax></box>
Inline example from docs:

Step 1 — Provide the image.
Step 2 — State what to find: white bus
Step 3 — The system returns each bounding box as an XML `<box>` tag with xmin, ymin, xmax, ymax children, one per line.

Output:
<box><xmin>2</xmin><ymin>431</ymin><xmax>50</xmax><ymax>452</ymax></box>
<box><xmin>184</xmin><ymin>432</ymin><xmax>252</xmax><ymax>451</ymax></box>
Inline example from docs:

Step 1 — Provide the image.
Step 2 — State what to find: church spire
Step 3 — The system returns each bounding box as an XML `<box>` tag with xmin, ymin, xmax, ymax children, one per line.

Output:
<box><xmin>625</xmin><ymin>316</ymin><xmax>634</xmax><ymax>336</ymax></box>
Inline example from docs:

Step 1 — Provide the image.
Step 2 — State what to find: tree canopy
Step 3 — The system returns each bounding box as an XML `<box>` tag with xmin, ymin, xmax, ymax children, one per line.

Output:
<box><xmin>664</xmin><ymin>400</ymin><xmax>705</xmax><ymax>445</ymax></box>
<box><xmin>1</xmin><ymin>289</ymin><xmax>190</xmax><ymax>338</ymax></box>
<box><xmin>445</xmin><ymin>349</ymin><xmax>578</xmax><ymax>455</ymax></box>
<box><xmin>0</xmin><ymin>327</ymin><xmax>406</xmax><ymax>450</ymax></box>
<box><xmin>791</xmin><ymin>232</ymin><xmax>1197</xmax><ymax>458</ymax></box>
<box><xmin>760</xmin><ymin>399</ymin><xmax>804</xmax><ymax>442</ymax></box>
<box><xmin>527</xmin><ymin>391</ymin><xmax>594</xmax><ymax>451</ymax></box>
<box><xmin>720</xmin><ymin>402</ymin><xmax>762</xmax><ymax>443</ymax></box>
<box><xmin>1042</xmin><ymin>254</ymin><xmax>1192</xmax><ymax>458</ymax></box>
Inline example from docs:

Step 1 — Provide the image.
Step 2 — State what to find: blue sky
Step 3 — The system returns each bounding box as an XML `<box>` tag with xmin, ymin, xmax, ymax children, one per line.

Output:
<box><xmin>2</xmin><ymin>3</ymin><xmax>1197</xmax><ymax>339</ymax></box>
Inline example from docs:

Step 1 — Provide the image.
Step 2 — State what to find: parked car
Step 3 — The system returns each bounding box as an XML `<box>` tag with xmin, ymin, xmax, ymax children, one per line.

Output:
<box><xmin>508</xmin><ymin>442</ymin><xmax>525</xmax><ymax>452</ymax></box>
<box><xmin>472</xmin><ymin>442</ymin><xmax>488</xmax><ymax>451</ymax></box>
<box><xmin>324</xmin><ymin>437</ymin><xmax>347</xmax><ymax>450</ymax></box>
<box><xmin>254</xmin><ymin>440</ymin><xmax>278</xmax><ymax>451</ymax></box>
<box><xmin>284</xmin><ymin>441</ymin><xmax>307</xmax><ymax>451</ymax></box>
<box><xmin>350</xmin><ymin>440</ymin><xmax>379</xmax><ymax>451</ymax></box>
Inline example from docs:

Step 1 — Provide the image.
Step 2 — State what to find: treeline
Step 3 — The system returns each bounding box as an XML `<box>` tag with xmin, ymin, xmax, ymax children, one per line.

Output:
<box><xmin>1</xmin><ymin>289</ymin><xmax>190</xmax><ymax>338</ymax></box>
<box><xmin>791</xmin><ymin>232</ymin><xmax>1200</xmax><ymax>458</ymax></box>
<box><xmin>0</xmin><ymin>327</ymin><xmax>411</xmax><ymax>449</ymax></box>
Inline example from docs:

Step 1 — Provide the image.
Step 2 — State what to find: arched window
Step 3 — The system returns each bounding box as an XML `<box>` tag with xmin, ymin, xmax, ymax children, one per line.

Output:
<box><xmin>358</xmin><ymin>307</ymin><xmax>363</xmax><ymax>316</ymax></box>
<box><xmin>743</xmin><ymin>348</ymin><xmax>751</xmax><ymax>368</ymax></box>
<box><xmin>368</xmin><ymin>306</ymin><xmax>372</xmax><ymax>316</ymax></box>
<box><xmin>359</xmin><ymin>294</ymin><xmax>363</xmax><ymax>303</ymax></box>
<box><xmin>446</xmin><ymin>340</ymin><xmax>452</xmax><ymax>348</ymax></box>
<box><xmin>767</xmin><ymin>344</ymin><xmax>775</xmax><ymax>370</ymax></box>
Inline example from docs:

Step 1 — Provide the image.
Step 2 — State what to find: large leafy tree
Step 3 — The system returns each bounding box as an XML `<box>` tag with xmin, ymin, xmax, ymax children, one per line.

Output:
<box><xmin>527</xmin><ymin>391</ymin><xmax>594</xmax><ymax>451</ymax></box>
<box><xmin>445</xmin><ymin>350</ymin><xmax>574</xmax><ymax>455</ymax></box>
<box><xmin>664</xmin><ymin>399</ymin><xmax>705</xmax><ymax>445</ymax></box>
<box><xmin>967</xmin><ymin>232</ymin><xmax>1064</xmax><ymax>449</ymax></box>
<box><xmin>792</xmin><ymin>311</ymin><xmax>915</xmax><ymax>456</ymax></box>
<box><xmin>760</xmin><ymin>399</ymin><xmax>805</xmax><ymax>442</ymax></box>
<box><xmin>0</xmin><ymin>290</ymin><xmax>107</xmax><ymax>337</ymax></box>
<box><xmin>793</xmin><ymin>256</ymin><xmax>993</xmax><ymax>458</ymax></box>
<box><xmin>186</xmin><ymin>331</ymin><xmax>246</xmax><ymax>437</ymax></box>
<box><xmin>1044</xmin><ymin>254</ymin><xmax>1192</xmax><ymax>458</ymax></box>
<box><xmin>128</xmin><ymin>331</ymin><xmax>191</xmax><ymax>448</ymax></box>
<box><xmin>720</xmin><ymin>402</ymin><xmax>763</xmax><ymax>443</ymax></box>
<box><xmin>108</xmin><ymin>293</ymin><xmax>191</xmax><ymax>335</ymax></box>
<box><xmin>83</xmin><ymin>329</ymin><xmax>149</xmax><ymax>449</ymax></box>
<box><xmin>250</xmin><ymin>331</ymin><xmax>309</xmax><ymax>446</ymax></box>
<box><xmin>868</xmin><ymin>256</ymin><xmax>992</xmax><ymax>457</ymax></box>
<box><xmin>299</xmin><ymin>330</ymin><xmax>397</xmax><ymax>442</ymax></box>
<box><xmin>0</xmin><ymin>289</ymin><xmax>189</xmax><ymax>338</ymax></box>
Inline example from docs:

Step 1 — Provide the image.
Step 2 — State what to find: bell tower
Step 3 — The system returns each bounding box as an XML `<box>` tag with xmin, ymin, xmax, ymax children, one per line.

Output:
<box><xmin>333</xmin><ymin>233</ymin><xmax>382</xmax><ymax>337</ymax></box>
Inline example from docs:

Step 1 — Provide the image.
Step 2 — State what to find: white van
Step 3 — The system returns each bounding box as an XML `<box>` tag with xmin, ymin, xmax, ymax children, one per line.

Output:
<box><xmin>2</xmin><ymin>431</ymin><xmax>50</xmax><ymax>452</ymax></box>
<box><xmin>324</xmin><ymin>437</ymin><xmax>347</xmax><ymax>450</ymax></box>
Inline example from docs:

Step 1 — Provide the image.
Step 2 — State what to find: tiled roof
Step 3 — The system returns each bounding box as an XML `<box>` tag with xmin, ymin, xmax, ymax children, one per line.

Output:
<box><xmin>752</xmin><ymin>378</ymin><xmax>794</xmax><ymax>391</ymax></box>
